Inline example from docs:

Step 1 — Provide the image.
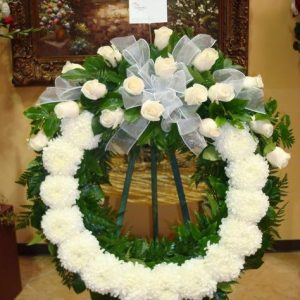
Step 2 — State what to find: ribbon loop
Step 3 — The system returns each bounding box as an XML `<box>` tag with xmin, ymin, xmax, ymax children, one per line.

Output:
<box><xmin>106</xmin><ymin>118</ymin><xmax>149</xmax><ymax>154</ymax></box>
<box><xmin>122</xmin><ymin>39</ymin><xmax>150</xmax><ymax>68</ymax></box>
<box><xmin>111</xmin><ymin>35</ymin><xmax>136</xmax><ymax>51</ymax></box>
<box><xmin>237</xmin><ymin>87</ymin><xmax>266</xmax><ymax>113</ymax></box>
<box><xmin>38</xmin><ymin>77</ymin><xmax>81</xmax><ymax>104</ymax></box>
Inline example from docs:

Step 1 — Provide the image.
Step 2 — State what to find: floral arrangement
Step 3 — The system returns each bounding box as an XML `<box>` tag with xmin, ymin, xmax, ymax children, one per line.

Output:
<box><xmin>0</xmin><ymin>0</ymin><xmax>37</xmax><ymax>39</ymax></box>
<box><xmin>39</xmin><ymin>0</ymin><xmax>74</xmax><ymax>32</ymax></box>
<box><xmin>292</xmin><ymin>0</ymin><xmax>300</xmax><ymax>51</ymax></box>
<box><xmin>18</xmin><ymin>27</ymin><xmax>294</xmax><ymax>300</ymax></box>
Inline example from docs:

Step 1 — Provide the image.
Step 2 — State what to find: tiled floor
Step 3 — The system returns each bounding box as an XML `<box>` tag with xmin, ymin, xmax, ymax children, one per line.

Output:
<box><xmin>16</xmin><ymin>253</ymin><xmax>300</xmax><ymax>300</ymax></box>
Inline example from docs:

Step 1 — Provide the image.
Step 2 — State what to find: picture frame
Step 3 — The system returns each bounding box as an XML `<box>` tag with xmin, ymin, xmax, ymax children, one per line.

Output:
<box><xmin>10</xmin><ymin>0</ymin><xmax>249</xmax><ymax>86</ymax></box>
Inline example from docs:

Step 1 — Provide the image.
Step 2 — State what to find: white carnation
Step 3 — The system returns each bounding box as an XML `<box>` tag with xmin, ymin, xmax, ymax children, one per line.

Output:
<box><xmin>118</xmin><ymin>262</ymin><xmax>152</xmax><ymax>300</ymax></box>
<box><xmin>42</xmin><ymin>137</ymin><xmax>83</xmax><ymax>176</ymax></box>
<box><xmin>225</xmin><ymin>154</ymin><xmax>269</xmax><ymax>191</ymax></box>
<box><xmin>214</xmin><ymin>124</ymin><xmax>258</xmax><ymax>161</ymax></box>
<box><xmin>82</xmin><ymin>253</ymin><xmax>123</xmax><ymax>297</ymax></box>
<box><xmin>40</xmin><ymin>175</ymin><xmax>80</xmax><ymax>208</ymax></box>
<box><xmin>150</xmin><ymin>263</ymin><xmax>181</xmax><ymax>300</ymax></box>
<box><xmin>205</xmin><ymin>244</ymin><xmax>245</xmax><ymax>282</ymax></box>
<box><xmin>61</xmin><ymin>111</ymin><xmax>100</xmax><ymax>150</ymax></box>
<box><xmin>58</xmin><ymin>231</ymin><xmax>102</xmax><ymax>273</ymax></box>
<box><xmin>41</xmin><ymin>207</ymin><xmax>84</xmax><ymax>245</ymax></box>
<box><xmin>219</xmin><ymin>217</ymin><xmax>263</xmax><ymax>256</ymax></box>
<box><xmin>226</xmin><ymin>189</ymin><xmax>269</xmax><ymax>223</ymax></box>
<box><xmin>179</xmin><ymin>259</ymin><xmax>217</xmax><ymax>299</ymax></box>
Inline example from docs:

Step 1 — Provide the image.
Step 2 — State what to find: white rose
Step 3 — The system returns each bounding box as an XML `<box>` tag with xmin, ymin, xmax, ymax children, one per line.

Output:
<box><xmin>184</xmin><ymin>84</ymin><xmax>208</xmax><ymax>106</ymax></box>
<box><xmin>61</xmin><ymin>61</ymin><xmax>84</xmax><ymax>74</ymax></box>
<box><xmin>193</xmin><ymin>48</ymin><xmax>219</xmax><ymax>72</ymax></box>
<box><xmin>250</xmin><ymin>118</ymin><xmax>273</xmax><ymax>138</ymax></box>
<box><xmin>243</xmin><ymin>75</ymin><xmax>264</xmax><ymax>89</ymax></box>
<box><xmin>141</xmin><ymin>100</ymin><xmax>165</xmax><ymax>121</ymax></box>
<box><xmin>54</xmin><ymin>101</ymin><xmax>80</xmax><ymax>119</ymax></box>
<box><xmin>208</xmin><ymin>83</ymin><xmax>235</xmax><ymax>102</ymax></box>
<box><xmin>2</xmin><ymin>2</ymin><xmax>10</xmax><ymax>17</ymax></box>
<box><xmin>97</xmin><ymin>45</ymin><xmax>122</xmax><ymax>67</ymax></box>
<box><xmin>154</xmin><ymin>55</ymin><xmax>177</xmax><ymax>79</ymax></box>
<box><xmin>199</xmin><ymin>118</ymin><xmax>221</xmax><ymax>138</ymax></box>
<box><xmin>123</xmin><ymin>76</ymin><xmax>145</xmax><ymax>96</ymax></box>
<box><xmin>28</xmin><ymin>131</ymin><xmax>49</xmax><ymax>152</ymax></box>
<box><xmin>81</xmin><ymin>79</ymin><xmax>107</xmax><ymax>100</ymax></box>
<box><xmin>154</xmin><ymin>26</ymin><xmax>173</xmax><ymax>50</ymax></box>
<box><xmin>99</xmin><ymin>108</ymin><xmax>124</xmax><ymax>129</ymax></box>
<box><xmin>266</xmin><ymin>147</ymin><xmax>291</xmax><ymax>169</ymax></box>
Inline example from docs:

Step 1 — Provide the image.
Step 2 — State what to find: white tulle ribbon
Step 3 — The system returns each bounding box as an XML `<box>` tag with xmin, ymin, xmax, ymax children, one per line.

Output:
<box><xmin>172</xmin><ymin>34</ymin><xmax>216</xmax><ymax>65</ymax></box>
<box><xmin>38</xmin><ymin>77</ymin><xmax>82</xmax><ymax>104</ymax></box>
<box><xmin>212</xmin><ymin>68</ymin><xmax>266</xmax><ymax>113</ymax></box>
<box><xmin>107</xmin><ymin>36</ymin><xmax>206</xmax><ymax>155</ymax></box>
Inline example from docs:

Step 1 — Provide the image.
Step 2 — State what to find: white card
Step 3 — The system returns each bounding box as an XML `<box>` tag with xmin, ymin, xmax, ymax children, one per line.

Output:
<box><xmin>129</xmin><ymin>0</ymin><xmax>168</xmax><ymax>24</ymax></box>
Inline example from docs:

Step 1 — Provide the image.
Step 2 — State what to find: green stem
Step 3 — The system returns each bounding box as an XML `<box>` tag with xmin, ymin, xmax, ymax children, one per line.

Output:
<box><xmin>169</xmin><ymin>151</ymin><xmax>190</xmax><ymax>223</ymax></box>
<box><xmin>116</xmin><ymin>150</ymin><xmax>137</xmax><ymax>235</ymax></box>
<box><xmin>151</xmin><ymin>144</ymin><xmax>159</xmax><ymax>240</ymax></box>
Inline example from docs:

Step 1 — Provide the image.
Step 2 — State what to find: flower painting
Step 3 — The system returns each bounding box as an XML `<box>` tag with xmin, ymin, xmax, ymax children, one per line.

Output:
<box><xmin>34</xmin><ymin>0</ymin><xmax>219</xmax><ymax>57</ymax></box>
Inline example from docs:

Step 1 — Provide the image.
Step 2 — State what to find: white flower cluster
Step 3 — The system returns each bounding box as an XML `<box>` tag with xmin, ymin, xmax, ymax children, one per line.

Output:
<box><xmin>42</xmin><ymin>138</ymin><xmax>84</xmax><ymax>176</ymax></box>
<box><xmin>214</xmin><ymin>124</ymin><xmax>258</xmax><ymax>161</ymax></box>
<box><xmin>39</xmin><ymin>110</ymin><xmax>270</xmax><ymax>299</ymax></box>
<box><xmin>61</xmin><ymin>111</ymin><xmax>100</xmax><ymax>150</ymax></box>
<box><xmin>40</xmin><ymin>175</ymin><xmax>80</xmax><ymax>208</ymax></box>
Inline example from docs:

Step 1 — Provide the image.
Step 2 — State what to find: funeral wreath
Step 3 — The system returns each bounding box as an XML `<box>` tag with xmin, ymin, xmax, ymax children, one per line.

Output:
<box><xmin>18</xmin><ymin>27</ymin><xmax>294</xmax><ymax>300</ymax></box>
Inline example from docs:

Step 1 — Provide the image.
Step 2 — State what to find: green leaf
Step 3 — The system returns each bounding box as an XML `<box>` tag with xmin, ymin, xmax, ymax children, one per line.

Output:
<box><xmin>72</xmin><ymin>275</ymin><xmax>86</xmax><ymax>294</ymax></box>
<box><xmin>92</xmin><ymin>115</ymin><xmax>107</xmax><ymax>135</ymax></box>
<box><xmin>24</xmin><ymin>107</ymin><xmax>47</xmax><ymax>120</ymax></box>
<box><xmin>84</xmin><ymin>55</ymin><xmax>106</xmax><ymax>73</ymax></box>
<box><xmin>202</xmin><ymin>146</ymin><xmax>221</xmax><ymax>161</ymax></box>
<box><xmin>99</xmin><ymin>93</ymin><xmax>123</xmax><ymax>111</ymax></box>
<box><xmin>61</xmin><ymin>68</ymin><xmax>91</xmax><ymax>81</ymax></box>
<box><xmin>223</xmin><ymin>99</ymin><xmax>248</xmax><ymax>112</ymax></box>
<box><xmin>263</xmin><ymin>142</ymin><xmax>276</xmax><ymax>156</ymax></box>
<box><xmin>215</xmin><ymin>116</ymin><xmax>227</xmax><ymax>127</ymax></box>
<box><xmin>124</xmin><ymin>107</ymin><xmax>141</xmax><ymax>123</ymax></box>
<box><xmin>90</xmin><ymin>292</ymin><xmax>118</xmax><ymax>300</ymax></box>
<box><xmin>43</xmin><ymin>113</ymin><xmax>60</xmax><ymax>138</ymax></box>
<box><xmin>218</xmin><ymin>282</ymin><xmax>233</xmax><ymax>293</ymax></box>
<box><xmin>27</xmin><ymin>232</ymin><xmax>44</xmax><ymax>245</ymax></box>
<box><xmin>48</xmin><ymin>243</ymin><xmax>56</xmax><ymax>256</ymax></box>
<box><xmin>208</xmin><ymin>176</ymin><xmax>227</xmax><ymax>199</ymax></box>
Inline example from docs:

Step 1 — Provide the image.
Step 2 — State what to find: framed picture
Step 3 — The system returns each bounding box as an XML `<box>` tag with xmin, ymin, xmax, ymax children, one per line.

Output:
<box><xmin>10</xmin><ymin>0</ymin><xmax>249</xmax><ymax>86</ymax></box>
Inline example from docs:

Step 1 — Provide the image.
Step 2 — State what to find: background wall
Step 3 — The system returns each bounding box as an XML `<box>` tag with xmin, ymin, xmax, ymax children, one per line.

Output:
<box><xmin>0</xmin><ymin>0</ymin><xmax>299</xmax><ymax>243</ymax></box>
